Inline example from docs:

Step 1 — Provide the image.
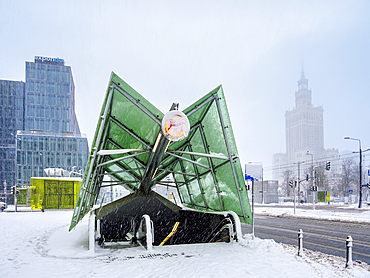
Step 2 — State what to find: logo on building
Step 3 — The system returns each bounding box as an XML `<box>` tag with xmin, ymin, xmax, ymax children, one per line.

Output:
<box><xmin>34</xmin><ymin>56</ymin><xmax>64</xmax><ymax>65</ymax></box>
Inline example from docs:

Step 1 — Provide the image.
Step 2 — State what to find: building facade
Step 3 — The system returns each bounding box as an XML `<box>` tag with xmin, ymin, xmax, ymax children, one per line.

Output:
<box><xmin>0</xmin><ymin>56</ymin><xmax>88</xmax><ymax>201</ymax></box>
<box><xmin>273</xmin><ymin>69</ymin><xmax>339</xmax><ymax>191</ymax></box>
<box><xmin>285</xmin><ymin>69</ymin><xmax>325</xmax><ymax>163</ymax></box>
<box><xmin>0</xmin><ymin>80</ymin><xmax>25</xmax><ymax>195</ymax></box>
<box><xmin>24</xmin><ymin>57</ymin><xmax>80</xmax><ymax>134</ymax></box>
<box><xmin>15</xmin><ymin>130</ymin><xmax>88</xmax><ymax>186</ymax></box>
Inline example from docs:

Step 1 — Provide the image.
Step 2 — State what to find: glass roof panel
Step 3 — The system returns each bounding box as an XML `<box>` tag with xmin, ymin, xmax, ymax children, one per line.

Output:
<box><xmin>70</xmin><ymin>74</ymin><xmax>252</xmax><ymax>231</ymax></box>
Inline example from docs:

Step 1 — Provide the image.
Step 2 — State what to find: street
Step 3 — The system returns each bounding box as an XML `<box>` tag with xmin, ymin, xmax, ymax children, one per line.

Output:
<box><xmin>242</xmin><ymin>215</ymin><xmax>370</xmax><ymax>264</ymax></box>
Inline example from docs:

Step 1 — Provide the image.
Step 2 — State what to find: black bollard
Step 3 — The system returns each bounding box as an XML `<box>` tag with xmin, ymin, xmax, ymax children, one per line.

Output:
<box><xmin>298</xmin><ymin>229</ymin><xmax>303</xmax><ymax>256</ymax></box>
<box><xmin>346</xmin><ymin>235</ymin><xmax>353</xmax><ymax>269</ymax></box>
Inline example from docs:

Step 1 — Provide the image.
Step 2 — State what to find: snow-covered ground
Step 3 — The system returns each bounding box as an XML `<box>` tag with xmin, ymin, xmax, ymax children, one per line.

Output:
<box><xmin>254</xmin><ymin>202</ymin><xmax>370</xmax><ymax>223</ymax></box>
<box><xmin>1</xmin><ymin>206</ymin><xmax>369</xmax><ymax>278</ymax></box>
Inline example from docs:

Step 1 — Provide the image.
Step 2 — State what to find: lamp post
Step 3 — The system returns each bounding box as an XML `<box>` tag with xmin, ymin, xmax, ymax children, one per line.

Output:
<box><xmin>248</xmin><ymin>162</ymin><xmax>263</xmax><ymax>204</ymax></box>
<box><xmin>344</xmin><ymin>137</ymin><xmax>362</xmax><ymax>208</ymax></box>
<box><xmin>11</xmin><ymin>131</ymin><xmax>19</xmax><ymax>211</ymax></box>
<box><xmin>306</xmin><ymin>151</ymin><xmax>314</xmax><ymax>207</ymax></box>
<box><xmin>294</xmin><ymin>161</ymin><xmax>304</xmax><ymax>213</ymax></box>
<box><xmin>312</xmin><ymin>165</ymin><xmax>321</xmax><ymax>210</ymax></box>
<box><xmin>244</xmin><ymin>167</ymin><xmax>255</xmax><ymax>238</ymax></box>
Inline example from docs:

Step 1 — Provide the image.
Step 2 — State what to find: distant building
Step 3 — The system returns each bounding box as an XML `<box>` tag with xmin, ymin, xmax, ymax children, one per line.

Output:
<box><xmin>285</xmin><ymin>69</ymin><xmax>324</xmax><ymax>163</ymax></box>
<box><xmin>0</xmin><ymin>56</ymin><xmax>88</xmax><ymax>200</ymax></box>
<box><xmin>273</xmin><ymin>69</ymin><xmax>339</xmax><ymax>190</ymax></box>
<box><xmin>247</xmin><ymin>180</ymin><xmax>279</xmax><ymax>204</ymax></box>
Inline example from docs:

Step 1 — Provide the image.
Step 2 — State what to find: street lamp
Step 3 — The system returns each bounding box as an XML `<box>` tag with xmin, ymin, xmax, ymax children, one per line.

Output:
<box><xmin>306</xmin><ymin>151</ymin><xmax>315</xmax><ymax>207</ymax></box>
<box><xmin>306</xmin><ymin>151</ymin><xmax>314</xmax><ymax>184</ymax></box>
<box><xmin>11</xmin><ymin>132</ymin><xmax>19</xmax><ymax>212</ymax></box>
<box><xmin>344</xmin><ymin>137</ymin><xmax>362</xmax><ymax>208</ymax></box>
<box><xmin>293</xmin><ymin>161</ymin><xmax>304</xmax><ymax>214</ymax></box>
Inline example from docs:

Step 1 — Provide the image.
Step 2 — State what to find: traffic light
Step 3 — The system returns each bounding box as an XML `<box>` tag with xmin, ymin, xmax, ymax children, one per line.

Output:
<box><xmin>306</xmin><ymin>174</ymin><xmax>309</xmax><ymax>181</ymax></box>
<box><xmin>289</xmin><ymin>180</ymin><xmax>293</xmax><ymax>187</ymax></box>
<box><xmin>326</xmin><ymin>161</ymin><xmax>331</xmax><ymax>170</ymax></box>
<box><xmin>10</xmin><ymin>186</ymin><xmax>14</xmax><ymax>194</ymax></box>
<box><xmin>245</xmin><ymin>183</ymin><xmax>250</xmax><ymax>190</ymax></box>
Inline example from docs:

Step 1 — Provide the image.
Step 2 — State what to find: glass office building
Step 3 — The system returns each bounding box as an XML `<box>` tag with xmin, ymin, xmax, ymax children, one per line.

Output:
<box><xmin>16</xmin><ymin>130</ymin><xmax>88</xmax><ymax>185</ymax></box>
<box><xmin>0</xmin><ymin>80</ymin><xmax>25</xmax><ymax>195</ymax></box>
<box><xmin>24</xmin><ymin>57</ymin><xmax>80</xmax><ymax>134</ymax></box>
<box><xmin>0</xmin><ymin>56</ymin><xmax>89</xmax><ymax>199</ymax></box>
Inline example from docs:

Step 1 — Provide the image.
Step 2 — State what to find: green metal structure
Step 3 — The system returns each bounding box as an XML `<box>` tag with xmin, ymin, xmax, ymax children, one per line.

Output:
<box><xmin>69</xmin><ymin>72</ymin><xmax>252</xmax><ymax>231</ymax></box>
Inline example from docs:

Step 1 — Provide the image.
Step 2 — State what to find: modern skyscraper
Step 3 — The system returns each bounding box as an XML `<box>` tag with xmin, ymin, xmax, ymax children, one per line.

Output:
<box><xmin>24</xmin><ymin>56</ymin><xmax>80</xmax><ymax>134</ymax></box>
<box><xmin>0</xmin><ymin>56</ymin><xmax>89</xmax><ymax>201</ymax></box>
<box><xmin>0</xmin><ymin>80</ymin><xmax>25</xmax><ymax>192</ymax></box>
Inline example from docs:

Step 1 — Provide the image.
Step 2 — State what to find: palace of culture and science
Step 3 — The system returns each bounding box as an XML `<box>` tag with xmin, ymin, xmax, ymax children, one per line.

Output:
<box><xmin>273</xmin><ymin>69</ymin><xmax>339</xmax><ymax>185</ymax></box>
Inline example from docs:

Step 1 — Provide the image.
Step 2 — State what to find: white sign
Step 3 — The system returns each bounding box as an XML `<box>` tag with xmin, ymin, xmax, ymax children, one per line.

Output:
<box><xmin>34</xmin><ymin>56</ymin><xmax>64</xmax><ymax>64</ymax></box>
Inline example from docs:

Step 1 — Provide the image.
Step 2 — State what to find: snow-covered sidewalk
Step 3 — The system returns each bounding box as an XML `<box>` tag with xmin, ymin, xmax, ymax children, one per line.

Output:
<box><xmin>253</xmin><ymin>203</ymin><xmax>370</xmax><ymax>223</ymax></box>
<box><xmin>0</xmin><ymin>209</ymin><xmax>369</xmax><ymax>277</ymax></box>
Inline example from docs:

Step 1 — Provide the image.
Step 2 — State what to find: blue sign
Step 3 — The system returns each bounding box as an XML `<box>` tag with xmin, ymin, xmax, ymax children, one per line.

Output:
<box><xmin>368</xmin><ymin>170</ymin><xmax>370</xmax><ymax>176</ymax></box>
<box><xmin>245</xmin><ymin>174</ymin><xmax>258</xmax><ymax>181</ymax></box>
<box><xmin>349</xmin><ymin>190</ymin><xmax>353</xmax><ymax>194</ymax></box>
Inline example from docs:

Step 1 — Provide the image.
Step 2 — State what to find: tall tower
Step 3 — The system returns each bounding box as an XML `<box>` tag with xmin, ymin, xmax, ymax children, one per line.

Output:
<box><xmin>273</xmin><ymin>68</ymin><xmax>339</xmax><ymax>192</ymax></box>
<box><xmin>285</xmin><ymin>69</ymin><xmax>324</xmax><ymax>164</ymax></box>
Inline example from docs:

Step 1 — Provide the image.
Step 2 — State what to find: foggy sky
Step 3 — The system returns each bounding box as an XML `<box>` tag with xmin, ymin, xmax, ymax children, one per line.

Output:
<box><xmin>1</xmin><ymin>0</ymin><xmax>369</xmax><ymax>179</ymax></box>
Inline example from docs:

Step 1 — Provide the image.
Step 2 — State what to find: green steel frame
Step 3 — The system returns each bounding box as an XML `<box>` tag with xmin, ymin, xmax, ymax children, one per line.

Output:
<box><xmin>69</xmin><ymin>72</ymin><xmax>252</xmax><ymax>230</ymax></box>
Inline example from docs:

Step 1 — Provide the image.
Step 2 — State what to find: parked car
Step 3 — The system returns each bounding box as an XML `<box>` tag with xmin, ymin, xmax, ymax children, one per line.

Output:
<box><xmin>0</xmin><ymin>201</ymin><xmax>7</xmax><ymax>211</ymax></box>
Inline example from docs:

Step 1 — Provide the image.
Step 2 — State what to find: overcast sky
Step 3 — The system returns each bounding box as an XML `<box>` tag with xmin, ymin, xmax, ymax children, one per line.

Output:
<box><xmin>1</xmin><ymin>0</ymin><xmax>369</xmax><ymax>178</ymax></box>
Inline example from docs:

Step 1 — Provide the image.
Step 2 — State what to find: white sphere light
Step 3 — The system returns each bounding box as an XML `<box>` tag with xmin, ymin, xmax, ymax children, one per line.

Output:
<box><xmin>161</xmin><ymin>110</ymin><xmax>190</xmax><ymax>142</ymax></box>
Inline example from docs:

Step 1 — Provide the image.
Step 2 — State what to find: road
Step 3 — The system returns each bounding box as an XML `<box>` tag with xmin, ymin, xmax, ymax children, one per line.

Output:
<box><xmin>241</xmin><ymin>215</ymin><xmax>370</xmax><ymax>264</ymax></box>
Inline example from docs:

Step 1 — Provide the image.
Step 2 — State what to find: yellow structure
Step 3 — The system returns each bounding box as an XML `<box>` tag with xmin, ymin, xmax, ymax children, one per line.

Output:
<box><xmin>17</xmin><ymin>187</ymin><xmax>30</xmax><ymax>205</ymax></box>
<box><xmin>31</xmin><ymin>177</ymin><xmax>81</xmax><ymax>210</ymax></box>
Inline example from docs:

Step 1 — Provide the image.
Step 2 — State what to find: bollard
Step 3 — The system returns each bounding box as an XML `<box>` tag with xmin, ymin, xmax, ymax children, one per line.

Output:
<box><xmin>346</xmin><ymin>235</ymin><xmax>353</xmax><ymax>269</ymax></box>
<box><xmin>88</xmin><ymin>211</ymin><xmax>96</xmax><ymax>252</ymax></box>
<box><xmin>298</xmin><ymin>229</ymin><xmax>303</xmax><ymax>256</ymax></box>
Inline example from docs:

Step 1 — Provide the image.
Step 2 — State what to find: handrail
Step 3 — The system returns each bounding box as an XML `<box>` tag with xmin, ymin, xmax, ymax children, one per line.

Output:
<box><xmin>203</xmin><ymin>211</ymin><xmax>242</xmax><ymax>243</ymax></box>
<box><xmin>208</xmin><ymin>223</ymin><xmax>234</xmax><ymax>243</ymax></box>
<box><xmin>159</xmin><ymin>222</ymin><xmax>180</xmax><ymax>246</ymax></box>
<box><xmin>205</xmin><ymin>218</ymin><xmax>232</xmax><ymax>243</ymax></box>
<box><xmin>141</xmin><ymin>214</ymin><xmax>154</xmax><ymax>251</ymax></box>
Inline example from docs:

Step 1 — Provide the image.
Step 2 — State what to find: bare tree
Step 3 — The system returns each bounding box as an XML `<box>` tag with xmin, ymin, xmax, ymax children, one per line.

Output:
<box><xmin>337</xmin><ymin>158</ymin><xmax>358</xmax><ymax>197</ymax></box>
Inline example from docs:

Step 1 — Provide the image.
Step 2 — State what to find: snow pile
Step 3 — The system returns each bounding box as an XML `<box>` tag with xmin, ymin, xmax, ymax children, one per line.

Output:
<box><xmin>0</xmin><ymin>210</ymin><xmax>369</xmax><ymax>278</ymax></box>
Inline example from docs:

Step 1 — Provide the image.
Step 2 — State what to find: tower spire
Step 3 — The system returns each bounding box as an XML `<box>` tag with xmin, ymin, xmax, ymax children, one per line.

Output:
<box><xmin>298</xmin><ymin>65</ymin><xmax>308</xmax><ymax>87</ymax></box>
<box><xmin>296</xmin><ymin>65</ymin><xmax>311</xmax><ymax>107</ymax></box>
<box><xmin>301</xmin><ymin>64</ymin><xmax>305</xmax><ymax>80</ymax></box>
